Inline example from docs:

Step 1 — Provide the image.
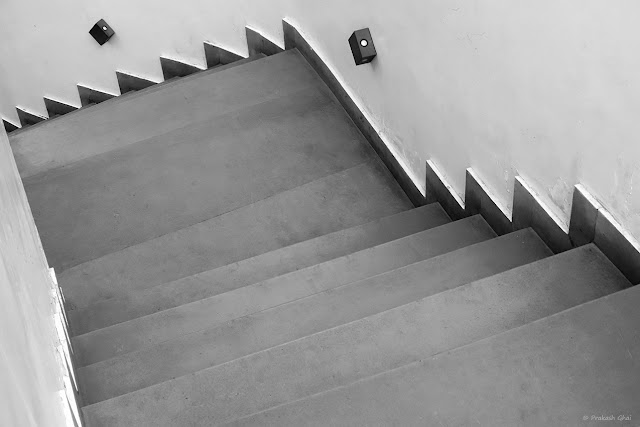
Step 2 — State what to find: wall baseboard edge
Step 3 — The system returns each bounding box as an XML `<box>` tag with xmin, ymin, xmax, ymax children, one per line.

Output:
<box><xmin>246</xmin><ymin>26</ymin><xmax>284</xmax><ymax>57</ymax></box>
<box><xmin>159</xmin><ymin>57</ymin><xmax>204</xmax><ymax>81</ymax></box>
<box><xmin>570</xmin><ymin>184</ymin><xmax>640</xmax><ymax>284</ymax></box>
<box><xmin>425</xmin><ymin>159</ymin><xmax>466</xmax><ymax>220</ymax></box>
<box><xmin>116</xmin><ymin>71</ymin><xmax>158</xmax><ymax>94</ymax></box>
<box><xmin>16</xmin><ymin>107</ymin><xmax>46</xmax><ymax>126</ymax></box>
<box><xmin>77</xmin><ymin>85</ymin><xmax>117</xmax><ymax>107</ymax></box>
<box><xmin>3</xmin><ymin>118</ymin><xmax>20</xmax><ymax>133</ymax></box>
<box><xmin>44</xmin><ymin>97</ymin><xmax>78</xmax><ymax>118</ymax></box>
<box><xmin>465</xmin><ymin>168</ymin><xmax>512</xmax><ymax>235</ymax></box>
<box><xmin>513</xmin><ymin>176</ymin><xmax>572</xmax><ymax>253</ymax></box>
<box><xmin>282</xmin><ymin>18</ymin><xmax>425</xmax><ymax>207</ymax></box>
<box><xmin>282</xmin><ymin>17</ymin><xmax>640</xmax><ymax>282</ymax></box>
<box><xmin>203</xmin><ymin>42</ymin><xmax>245</xmax><ymax>68</ymax></box>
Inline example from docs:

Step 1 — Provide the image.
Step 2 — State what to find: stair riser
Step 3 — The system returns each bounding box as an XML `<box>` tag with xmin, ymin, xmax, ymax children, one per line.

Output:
<box><xmin>69</xmin><ymin>205</ymin><xmax>450</xmax><ymax>335</ymax></box>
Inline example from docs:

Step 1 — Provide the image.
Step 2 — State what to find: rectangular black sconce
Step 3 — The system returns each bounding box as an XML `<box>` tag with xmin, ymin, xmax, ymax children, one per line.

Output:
<box><xmin>349</xmin><ymin>28</ymin><xmax>376</xmax><ymax>65</ymax></box>
<box><xmin>90</xmin><ymin>19</ymin><xmax>115</xmax><ymax>45</ymax></box>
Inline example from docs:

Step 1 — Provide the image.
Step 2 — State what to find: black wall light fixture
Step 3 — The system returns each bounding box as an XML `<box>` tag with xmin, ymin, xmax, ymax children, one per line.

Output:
<box><xmin>90</xmin><ymin>19</ymin><xmax>115</xmax><ymax>45</ymax></box>
<box><xmin>349</xmin><ymin>28</ymin><xmax>376</xmax><ymax>65</ymax></box>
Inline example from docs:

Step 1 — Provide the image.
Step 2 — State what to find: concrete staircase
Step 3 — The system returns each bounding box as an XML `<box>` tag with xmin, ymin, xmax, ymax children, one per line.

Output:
<box><xmin>11</xmin><ymin>48</ymin><xmax>638</xmax><ymax>426</ymax></box>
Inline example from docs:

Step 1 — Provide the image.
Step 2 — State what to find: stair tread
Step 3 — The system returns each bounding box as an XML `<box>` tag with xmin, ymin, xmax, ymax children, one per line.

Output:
<box><xmin>69</xmin><ymin>204</ymin><xmax>451</xmax><ymax>336</ymax></box>
<box><xmin>77</xmin><ymin>222</ymin><xmax>553</xmax><ymax>405</ymax></box>
<box><xmin>10</xmin><ymin>50</ymin><xmax>314</xmax><ymax>179</ymax></box>
<box><xmin>73</xmin><ymin>214</ymin><xmax>491</xmax><ymax>367</ymax></box>
<box><xmin>220</xmin><ymin>249</ymin><xmax>636</xmax><ymax>427</ymax></box>
<box><xmin>25</xmin><ymin>84</ymin><xmax>377</xmax><ymax>271</ymax></box>
<box><xmin>59</xmin><ymin>160</ymin><xmax>412</xmax><ymax>310</ymax></box>
<box><xmin>80</xmin><ymin>228</ymin><xmax>584</xmax><ymax>422</ymax></box>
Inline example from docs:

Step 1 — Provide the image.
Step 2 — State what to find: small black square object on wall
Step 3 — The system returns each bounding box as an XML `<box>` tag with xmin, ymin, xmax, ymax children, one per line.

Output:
<box><xmin>349</xmin><ymin>28</ymin><xmax>376</xmax><ymax>65</ymax></box>
<box><xmin>90</xmin><ymin>19</ymin><xmax>115</xmax><ymax>45</ymax></box>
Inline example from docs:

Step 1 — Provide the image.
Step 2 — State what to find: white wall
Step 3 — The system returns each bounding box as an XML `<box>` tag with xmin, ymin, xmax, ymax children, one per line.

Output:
<box><xmin>2</xmin><ymin>0</ymin><xmax>640</xmax><ymax>239</ymax></box>
<box><xmin>0</xmin><ymin>127</ymin><xmax>68</xmax><ymax>426</ymax></box>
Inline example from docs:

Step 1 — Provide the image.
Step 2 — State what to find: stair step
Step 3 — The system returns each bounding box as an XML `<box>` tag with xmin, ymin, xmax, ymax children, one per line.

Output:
<box><xmin>25</xmin><ymin>84</ymin><xmax>378</xmax><ymax>271</ymax></box>
<box><xmin>222</xmin><ymin>249</ymin><xmax>636</xmax><ymax>427</ymax></box>
<box><xmin>69</xmin><ymin>204</ymin><xmax>451</xmax><ymax>335</ymax></box>
<box><xmin>77</xmin><ymin>224</ymin><xmax>550</xmax><ymax>406</ymax></box>
<box><xmin>10</xmin><ymin>49</ymin><xmax>319</xmax><ymax>179</ymax></box>
<box><xmin>59</xmin><ymin>160</ymin><xmax>412</xmax><ymax>310</ymax></box>
<box><xmin>80</xmin><ymin>228</ymin><xmax>557</xmax><ymax>420</ymax></box>
<box><xmin>73</xmin><ymin>214</ymin><xmax>489</xmax><ymax>367</ymax></box>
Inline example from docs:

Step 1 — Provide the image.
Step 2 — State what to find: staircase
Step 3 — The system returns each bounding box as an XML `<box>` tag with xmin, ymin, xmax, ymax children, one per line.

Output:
<box><xmin>11</xmin><ymin>47</ymin><xmax>639</xmax><ymax>426</ymax></box>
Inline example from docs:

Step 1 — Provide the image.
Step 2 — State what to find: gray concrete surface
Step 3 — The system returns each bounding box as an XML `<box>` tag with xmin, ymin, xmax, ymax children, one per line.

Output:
<box><xmin>26</xmin><ymin>84</ymin><xmax>376</xmax><ymax>271</ymax></box>
<box><xmin>72</xmin><ymin>215</ymin><xmax>490</xmax><ymax>366</ymax></box>
<box><xmin>77</xmin><ymin>226</ymin><xmax>554</xmax><ymax>405</ymax></box>
<box><xmin>82</xmin><ymin>233</ymin><xmax>631</xmax><ymax>425</ymax></box>
<box><xmin>11</xmin><ymin>50</ymin><xmax>317</xmax><ymax>178</ymax></box>
<box><xmin>226</xmin><ymin>256</ymin><xmax>637</xmax><ymax>427</ymax></box>
<box><xmin>59</xmin><ymin>160</ymin><xmax>411</xmax><ymax>310</ymax></box>
<box><xmin>68</xmin><ymin>204</ymin><xmax>450</xmax><ymax>335</ymax></box>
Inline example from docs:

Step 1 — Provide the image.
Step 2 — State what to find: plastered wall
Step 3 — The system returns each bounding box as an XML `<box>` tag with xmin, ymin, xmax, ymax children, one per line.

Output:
<box><xmin>1</xmin><ymin>0</ymin><xmax>639</xmax><ymax>240</ymax></box>
<box><xmin>0</xmin><ymin>127</ymin><xmax>67</xmax><ymax>426</ymax></box>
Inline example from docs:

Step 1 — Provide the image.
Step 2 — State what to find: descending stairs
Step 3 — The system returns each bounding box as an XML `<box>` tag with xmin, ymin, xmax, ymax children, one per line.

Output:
<box><xmin>11</xmin><ymin>47</ymin><xmax>639</xmax><ymax>426</ymax></box>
